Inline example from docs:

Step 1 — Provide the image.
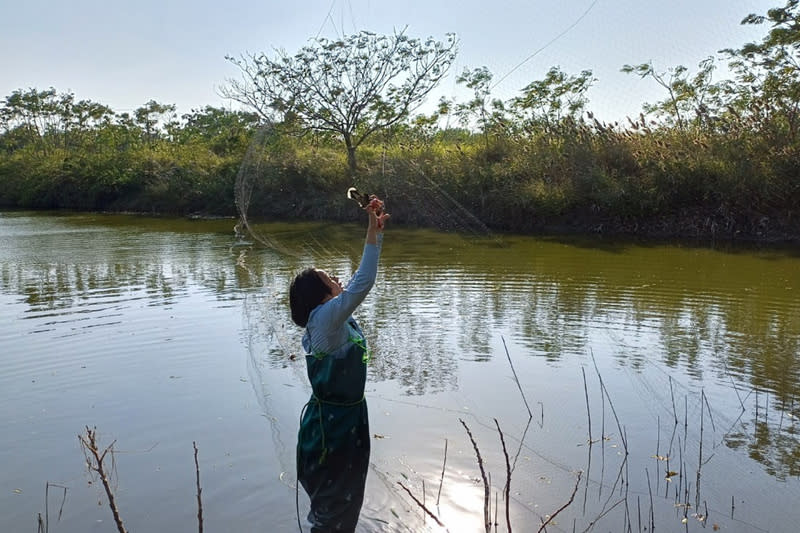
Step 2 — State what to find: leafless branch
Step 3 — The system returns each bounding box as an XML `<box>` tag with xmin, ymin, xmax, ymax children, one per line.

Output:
<box><xmin>398</xmin><ymin>481</ymin><xmax>447</xmax><ymax>530</ymax></box>
<box><xmin>537</xmin><ymin>470</ymin><xmax>582</xmax><ymax>533</ymax></box>
<box><xmin>460</xmin><ymin>418</ymin><xmax>491</xmax><ymax>532</ymax></box>
<box><xmin>78</xmin><ymin>426</ymin><xmax>127</xmax><ymax>533</ymax></box>
<box><xmin>193</xmin><ymin>441</ymin><xmax>204</xmax><ymax>533</ymax></box>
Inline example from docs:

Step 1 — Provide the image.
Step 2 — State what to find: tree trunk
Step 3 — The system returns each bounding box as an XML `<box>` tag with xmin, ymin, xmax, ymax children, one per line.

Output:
<box><xmin>346</xmin><ymin>143</ymin><xmax>357</xmax><ymax>177</ymax></box>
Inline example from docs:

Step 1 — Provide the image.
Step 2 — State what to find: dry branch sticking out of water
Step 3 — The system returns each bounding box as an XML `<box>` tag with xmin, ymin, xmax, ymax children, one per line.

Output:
<box><xmin>78</xmin><ymin>426</ymin><xmax>127</xmax><ymax>533</ymax></box>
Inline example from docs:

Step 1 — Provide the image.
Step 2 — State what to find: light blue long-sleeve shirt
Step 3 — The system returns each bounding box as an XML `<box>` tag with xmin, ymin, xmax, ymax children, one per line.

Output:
<box><xmin>302</xmin><ymin>234</ymin><xmax>383</xmax><ymax>355</ymax></box>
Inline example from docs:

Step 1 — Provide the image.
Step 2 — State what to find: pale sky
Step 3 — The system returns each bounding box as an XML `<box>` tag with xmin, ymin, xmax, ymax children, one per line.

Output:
<box><xmin>0</xmin><ymin>0</ymin><xmax>779</xmax><ymax>122</ymax></box>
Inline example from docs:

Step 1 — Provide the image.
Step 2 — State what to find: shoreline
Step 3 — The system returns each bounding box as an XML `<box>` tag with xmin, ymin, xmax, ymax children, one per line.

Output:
<box><xmin>4</xmin><ymin>206</ymin><xmax>798</xmax><ymax>248</ymax></box>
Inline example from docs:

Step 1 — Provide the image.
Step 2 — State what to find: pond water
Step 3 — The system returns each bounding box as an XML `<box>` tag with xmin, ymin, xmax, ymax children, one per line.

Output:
<box><xmin>1</xmin><ymin>210</ymin><xmax>799</xmax><ymax>533</ymax></box>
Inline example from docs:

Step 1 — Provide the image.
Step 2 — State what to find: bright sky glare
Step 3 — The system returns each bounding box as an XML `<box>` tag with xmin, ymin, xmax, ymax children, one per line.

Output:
<box><xmin>0</xmin><ymin>0</ymin><xmax>779</xmax><ymax>122</ymax></box>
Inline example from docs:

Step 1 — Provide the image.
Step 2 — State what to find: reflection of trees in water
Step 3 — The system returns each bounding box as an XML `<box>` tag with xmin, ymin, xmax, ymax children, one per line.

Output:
<box><xmin>385</xmin><ymin>242</ymin><xmax>800</xmax><ymax>479</ymax></box>
<box><xmin>506</xmin><ymin>279</ymin><xmax>591</xmax><ymax>360</ymax></box>
<box><xmin>4</xmin><ymin>221</ymin><xmax>800</xmax><ymax>478</ymax></box>
<box><xmin>716</xmin><ymin>306</ymin><xmax>800</xmax><ymax>480</ymax></box>
<box><xmin>2</xmin><ymin>261</ymin><xmax>183</xmax><ymax>309</ymax></box>
<box><xmin>652</xmin><ymin>292</ymin><xmax>800</xmax><ymax>480</ymax></box>
<box><xmin>724</xmin><ymin>394</ymin><xmax>800</xmax><ymax>480</ymax></box>
<box><xmin>0</xmin><ymin>243</ymin><xmax>253</xmax><ymax>310</ymax></box>
<box><xmin>356</xmin><ymin>265</ymin><xmax>461</xmax><ymax>396</ymax></box>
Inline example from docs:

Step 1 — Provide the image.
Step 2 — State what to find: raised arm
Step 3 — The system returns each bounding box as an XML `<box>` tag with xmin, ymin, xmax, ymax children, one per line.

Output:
<box><xmin>304</xmin><ymin>201</ymin><xmax>389</xmax><ymax>351</ymax></box>
<box><xmin>318</xmin><ymin>197</ymin><xmax>388</xmax><ymax>325</ymax></box>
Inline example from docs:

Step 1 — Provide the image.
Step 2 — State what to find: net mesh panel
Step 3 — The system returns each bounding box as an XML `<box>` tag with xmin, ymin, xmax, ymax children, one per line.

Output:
<box><xmin>229</xmin><ymin>109</ymin><xmax>763</xmax><ymax>533</ymax></box>
<box><xmin>230</xmin><ymin>1</ymin><xmax>799</xmax><ymax>529</ymax></box>
<box><xmin>234</xmin><ymin>124</ymin><xmax>296</xmax><ymax>257</ymax></box>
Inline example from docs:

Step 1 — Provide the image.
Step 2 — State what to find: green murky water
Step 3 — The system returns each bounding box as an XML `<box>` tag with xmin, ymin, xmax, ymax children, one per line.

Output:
<box><xmin>1</xmin><ymin>210</ymin><xmax>798</xmax><ymax>532</ymax></box>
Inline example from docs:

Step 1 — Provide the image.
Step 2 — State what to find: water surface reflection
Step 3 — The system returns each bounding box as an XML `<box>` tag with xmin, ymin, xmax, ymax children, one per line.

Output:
<box><xmin>1</xmin><ymin>211</ymin><xmax>799</xmax><ymax>532</ymax></box>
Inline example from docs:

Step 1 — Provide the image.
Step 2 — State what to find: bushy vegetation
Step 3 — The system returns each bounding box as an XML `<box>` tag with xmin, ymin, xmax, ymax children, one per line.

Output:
<box><xmin>1</xmin><ymin>1</ymin><xmax>798</xmax><ymax>240</ymax></box>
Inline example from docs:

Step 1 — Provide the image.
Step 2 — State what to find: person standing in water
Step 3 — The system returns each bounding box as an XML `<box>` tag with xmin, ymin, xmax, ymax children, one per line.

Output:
<box><xmin>289</xmin><ymin>197</ymin><xmax>389</xmax><ymax>532</ymax></box>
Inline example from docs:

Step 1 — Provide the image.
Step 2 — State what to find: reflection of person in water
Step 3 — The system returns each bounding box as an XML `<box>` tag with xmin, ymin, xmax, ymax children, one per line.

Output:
<box><xmin>289</xmin><ymin>198</ymin><xmax>389</xmax><ymax>532</ymax></box>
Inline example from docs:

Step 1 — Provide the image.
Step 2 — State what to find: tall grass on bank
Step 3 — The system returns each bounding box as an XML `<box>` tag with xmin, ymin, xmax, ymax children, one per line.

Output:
<box><xmin>1</xmin><ymin>113</ymin><xmax>798</xmax><ymax>240</ymax></box>
<box><xmin>233</xmin><ymin>119</ymin><xmax>799</xmax><ymax>240</ymax></box>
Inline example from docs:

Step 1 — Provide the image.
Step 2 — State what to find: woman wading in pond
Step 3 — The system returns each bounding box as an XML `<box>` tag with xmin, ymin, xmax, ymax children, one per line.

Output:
<box><xmin>290</xmin><ymin>197</ymin><xmax>389</xmax><ymax>532</ymax></box>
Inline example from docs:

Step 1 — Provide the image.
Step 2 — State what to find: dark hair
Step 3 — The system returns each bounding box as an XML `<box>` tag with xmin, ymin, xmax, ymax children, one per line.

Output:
<box><xmin>289</xmin><ymin>268</ymin><xmax>331</xmax><ymax>327</ymax></box>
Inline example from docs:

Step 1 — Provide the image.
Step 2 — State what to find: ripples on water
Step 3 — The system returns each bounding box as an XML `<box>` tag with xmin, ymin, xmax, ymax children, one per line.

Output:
<box><xmin>1</xmin><ymin>211</ymin><xmax>799</xmax><ymax>532</ymax></box>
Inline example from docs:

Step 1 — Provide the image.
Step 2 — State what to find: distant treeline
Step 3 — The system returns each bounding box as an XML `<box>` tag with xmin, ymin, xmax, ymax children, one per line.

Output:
<box><xmin>1</xmin><ymin>2</ymin><xmax>798</xmax><ymax>241</ymax></box>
